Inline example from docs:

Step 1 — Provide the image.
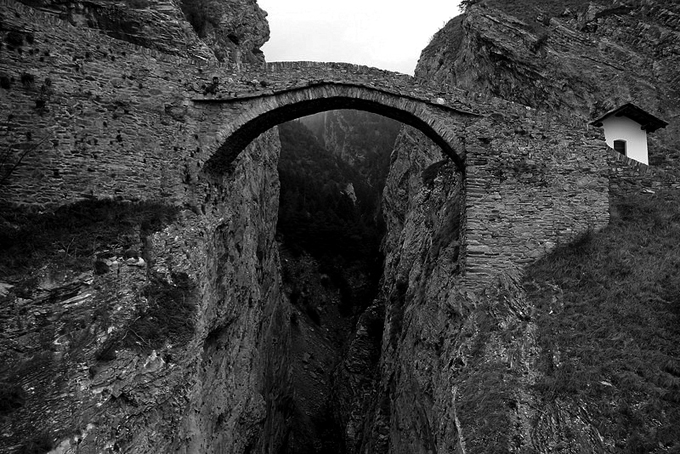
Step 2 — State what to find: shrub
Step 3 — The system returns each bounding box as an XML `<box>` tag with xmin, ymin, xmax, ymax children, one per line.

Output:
<box><xmin>421</xmin><ymin>159</ymin><xmax>449</xmax><ymax>188</ymax></box>
<box><xmin>5</xmin><ymin>30</ymin><xmax>24</xmax><ymax>47</ymax></box>
<box><xmin>459</xmin><ymin>0</ymin><xmax>483</xmax><ymax>12</ymax></box>
<box><xmin>20</xmin><ymin>72</ymin><xmax>35</xmax><ymax>87</ymax></box>
<box><xmin>0</xmin><ymin>382</ymin><xmax>26</xmax><ymax>415</ymax></box>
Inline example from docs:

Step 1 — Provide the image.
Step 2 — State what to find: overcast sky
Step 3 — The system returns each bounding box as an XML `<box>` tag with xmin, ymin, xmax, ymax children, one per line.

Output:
<box><xmin>258</xmin><ymin>0</ymin><xmax>463</xmax><ymax>75</ymax></box>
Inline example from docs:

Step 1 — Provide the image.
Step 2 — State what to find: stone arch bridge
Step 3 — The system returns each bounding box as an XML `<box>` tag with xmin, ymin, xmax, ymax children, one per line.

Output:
<box><xmin>0</xmin><ymin>3</ymin><xmax>611</xmax><ymax>283</ymax></box>
<box><xmin>189</xmin><ymin>61</ymin><xmax>611</xmax><ymax>282</ymax></box>
<box><xmin>0</xmin><ymin>4</ymin><xmax>618</xmax><ymax>452</ymax></box>
<box><xmin>193</xmin><ymin>61</ymin><xmax>481</xmax><ymax>173</ymax></box>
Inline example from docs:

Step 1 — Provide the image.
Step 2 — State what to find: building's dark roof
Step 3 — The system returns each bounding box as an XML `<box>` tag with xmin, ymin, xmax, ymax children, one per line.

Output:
<box><xmin>591</xmin><ymin>103</ymin><xmax>668</xmax><ymax>133</ymax></box>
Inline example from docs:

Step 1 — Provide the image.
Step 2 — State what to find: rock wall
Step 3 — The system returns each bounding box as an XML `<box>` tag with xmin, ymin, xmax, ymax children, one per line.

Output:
<box><xmin>373</xmin><ymin>128</ymin><xmax>467</xmax><ymax>453</ymax></box>
<box><xmin>168</xmin><ymin>129</ymin><xmax>284</xmax><ymax>454</ymax></box>
<box><xmin>0</xmin><ymin>0</ymin><xmax>275</xmax><ymax>208</ymax></box>
<box><xmin>462</xmin><ymin>112</ymin><xmax>610</xmax><ymax>286</ymax></box>
<box><xmin>13</xmin><ymin>0</ymin><xmax>270</xmax><ymax>64</ymax></box>
<box><xmin>179</xmin><ymin>0</ymin><xmax>269</xmax><ymax>64</ymax></box>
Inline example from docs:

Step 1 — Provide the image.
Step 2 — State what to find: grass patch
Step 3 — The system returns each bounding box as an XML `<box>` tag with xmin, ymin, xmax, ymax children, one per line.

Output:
<box><xmin>524</xmin><ymin>188</ymin><xmax>680</xmax><ymax>450</ymax></box>
<box><xmin>0</xmin><ymin>200</ymin><xmax>179</xmax><ymax>278</ymax></box>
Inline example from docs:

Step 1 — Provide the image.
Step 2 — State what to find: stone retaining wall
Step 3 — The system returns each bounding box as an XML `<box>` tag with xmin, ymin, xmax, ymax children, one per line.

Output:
<box><xmin>462</xmin><ymin>114</ymin><xmax>611</xmax><ymax>285</ymax></box>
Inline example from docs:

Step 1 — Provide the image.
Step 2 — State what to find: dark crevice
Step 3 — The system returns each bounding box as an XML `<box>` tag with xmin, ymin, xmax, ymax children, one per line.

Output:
<box><xmin>261</xmin><ymin>112</ymin><xmax>396</xmax><ymax>453</ymax></box>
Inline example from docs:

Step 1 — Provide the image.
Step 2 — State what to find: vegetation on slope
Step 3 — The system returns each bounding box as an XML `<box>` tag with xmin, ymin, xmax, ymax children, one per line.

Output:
<box><xmin>302</xmin><ymin>110</ymin><xmax>401</xmax><ymax>191</ymax></box>
<box><xmin>524</xmin><ymin>186</ymin><xmax>680</xmax><ymax>452</ymax></box>
<box><xmin>274</xmin><ymin>118</ymin><xmax>394</xmax><ymax>451</ymax></box>
<box><xmin>0</xmin><ymin>200</ymin><xmax>178</xmax><ymax>279</ymax></box>
<box><xmin>277</xmin><ymin>120</ymin><xmax>384</xmax><ymax>262</ymax></box>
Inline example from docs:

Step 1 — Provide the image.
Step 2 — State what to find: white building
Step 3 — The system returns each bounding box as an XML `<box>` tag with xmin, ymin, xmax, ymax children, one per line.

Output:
<box><xmin>591</xmin><ymin>103</ymin><xmax>667</xmax><ymax>165</ymax></box>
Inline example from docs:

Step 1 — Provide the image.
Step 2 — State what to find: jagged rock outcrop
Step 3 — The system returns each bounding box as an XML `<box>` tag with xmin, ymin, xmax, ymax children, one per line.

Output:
<box><xmin>16</xmin><ymin>0</ymin><xmax>214</xmax><ymax>60</ymax></box>
<box><xmin>179</xmin><ymin>0</ymin><xmax>269</xmax><ymax>64</ymax></box>
<box><xmin>357</xmin><ymin>127</ymin><xmax>468</xmax><ymax>453</ymax></box>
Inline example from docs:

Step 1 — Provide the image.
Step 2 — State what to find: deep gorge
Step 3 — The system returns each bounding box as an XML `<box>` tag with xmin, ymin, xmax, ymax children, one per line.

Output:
<box><xmin>1</xmin><ymin>0</ymin><xmax>679</xmax><ymax>452</ymax></box>
<box><xmin>259</xmin><ymin>112</ymin><xmax>399</xmax><ymax>453</ymax></box>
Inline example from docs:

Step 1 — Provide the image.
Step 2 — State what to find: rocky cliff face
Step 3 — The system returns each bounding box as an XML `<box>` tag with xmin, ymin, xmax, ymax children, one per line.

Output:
<box><xmin>0</xmin><ymin>128</ymin><xmax>285</xmax><ymax>453</ymax></box>
<box><xmin>361</xmin><ymin>125</ymin><xmax>542</xmax><ymax>453</ymax></box>
<box><xmin>180</xmin><ymin>0</ymin><xmax>269</xmax><ymax>64</ymax></box>
<box><xmin>418</xmin><ymin>0</ymin><xmax>680</xmax><ymax>164</ymax></box>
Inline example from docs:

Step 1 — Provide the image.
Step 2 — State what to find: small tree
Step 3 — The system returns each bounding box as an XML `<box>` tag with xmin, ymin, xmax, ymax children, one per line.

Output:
<box><xmin>460</xmin><ymin>0</ymin><xmax>483</xmax><ymax>12</ymax></box>
<box><xmin>0</xmin><ymin>137</ymin><xmax>46</xmax><ymax>186</ymax></box>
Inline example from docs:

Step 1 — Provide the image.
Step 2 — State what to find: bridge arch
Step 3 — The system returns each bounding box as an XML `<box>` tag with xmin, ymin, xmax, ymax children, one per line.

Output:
<box><xmin>199</xmin><ymin>82</ymin><xmax>474</xmax><ymax>175</ymax></box>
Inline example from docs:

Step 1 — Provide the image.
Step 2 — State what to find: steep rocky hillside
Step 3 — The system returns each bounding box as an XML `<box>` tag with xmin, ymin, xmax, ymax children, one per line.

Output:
<box><xmin>419</xmin><ymin>0</ymin><xmax>680</xmax><ymax>165</ymax></box>
<box><xmin>360</xmin><ymin>0</ymin><xmax>680</xmax><ymax>452</ymax></box>
<box><xmin>179</xmin><ymin>0</ymin><xmax>269</xmax><ymax>63</ymax></box>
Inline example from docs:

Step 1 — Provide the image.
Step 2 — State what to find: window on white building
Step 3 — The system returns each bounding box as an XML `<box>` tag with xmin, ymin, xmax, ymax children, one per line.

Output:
<box><xmin>614</xmin><ymin>139</ymin><xmax>627</xmax><ymax>156</ymax></box>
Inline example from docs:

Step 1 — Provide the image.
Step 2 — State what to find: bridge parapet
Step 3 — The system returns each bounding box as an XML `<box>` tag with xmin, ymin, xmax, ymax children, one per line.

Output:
<box><xmin>191</xmin><ymin>60</ymin><xmax>534</xmax><ymax>118</ymax></box>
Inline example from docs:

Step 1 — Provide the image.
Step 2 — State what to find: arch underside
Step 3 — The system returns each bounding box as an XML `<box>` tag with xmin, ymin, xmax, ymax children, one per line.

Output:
<box><xmin>203</xmin><ymin>91</ymin><xmax>466</xmax><ymax>175</ymax></box>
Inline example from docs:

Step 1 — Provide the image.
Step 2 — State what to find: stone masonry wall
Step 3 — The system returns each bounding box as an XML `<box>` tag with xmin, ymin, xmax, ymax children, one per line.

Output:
<box><xmin>463</xmin><ymin>113</ymin><xmax>611</xmax><ymax>286</ymax></box>
<box><xmin>0</xmin><ymin>0</ymin><xmax>200</xmax><ymax>207</ymax></box>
